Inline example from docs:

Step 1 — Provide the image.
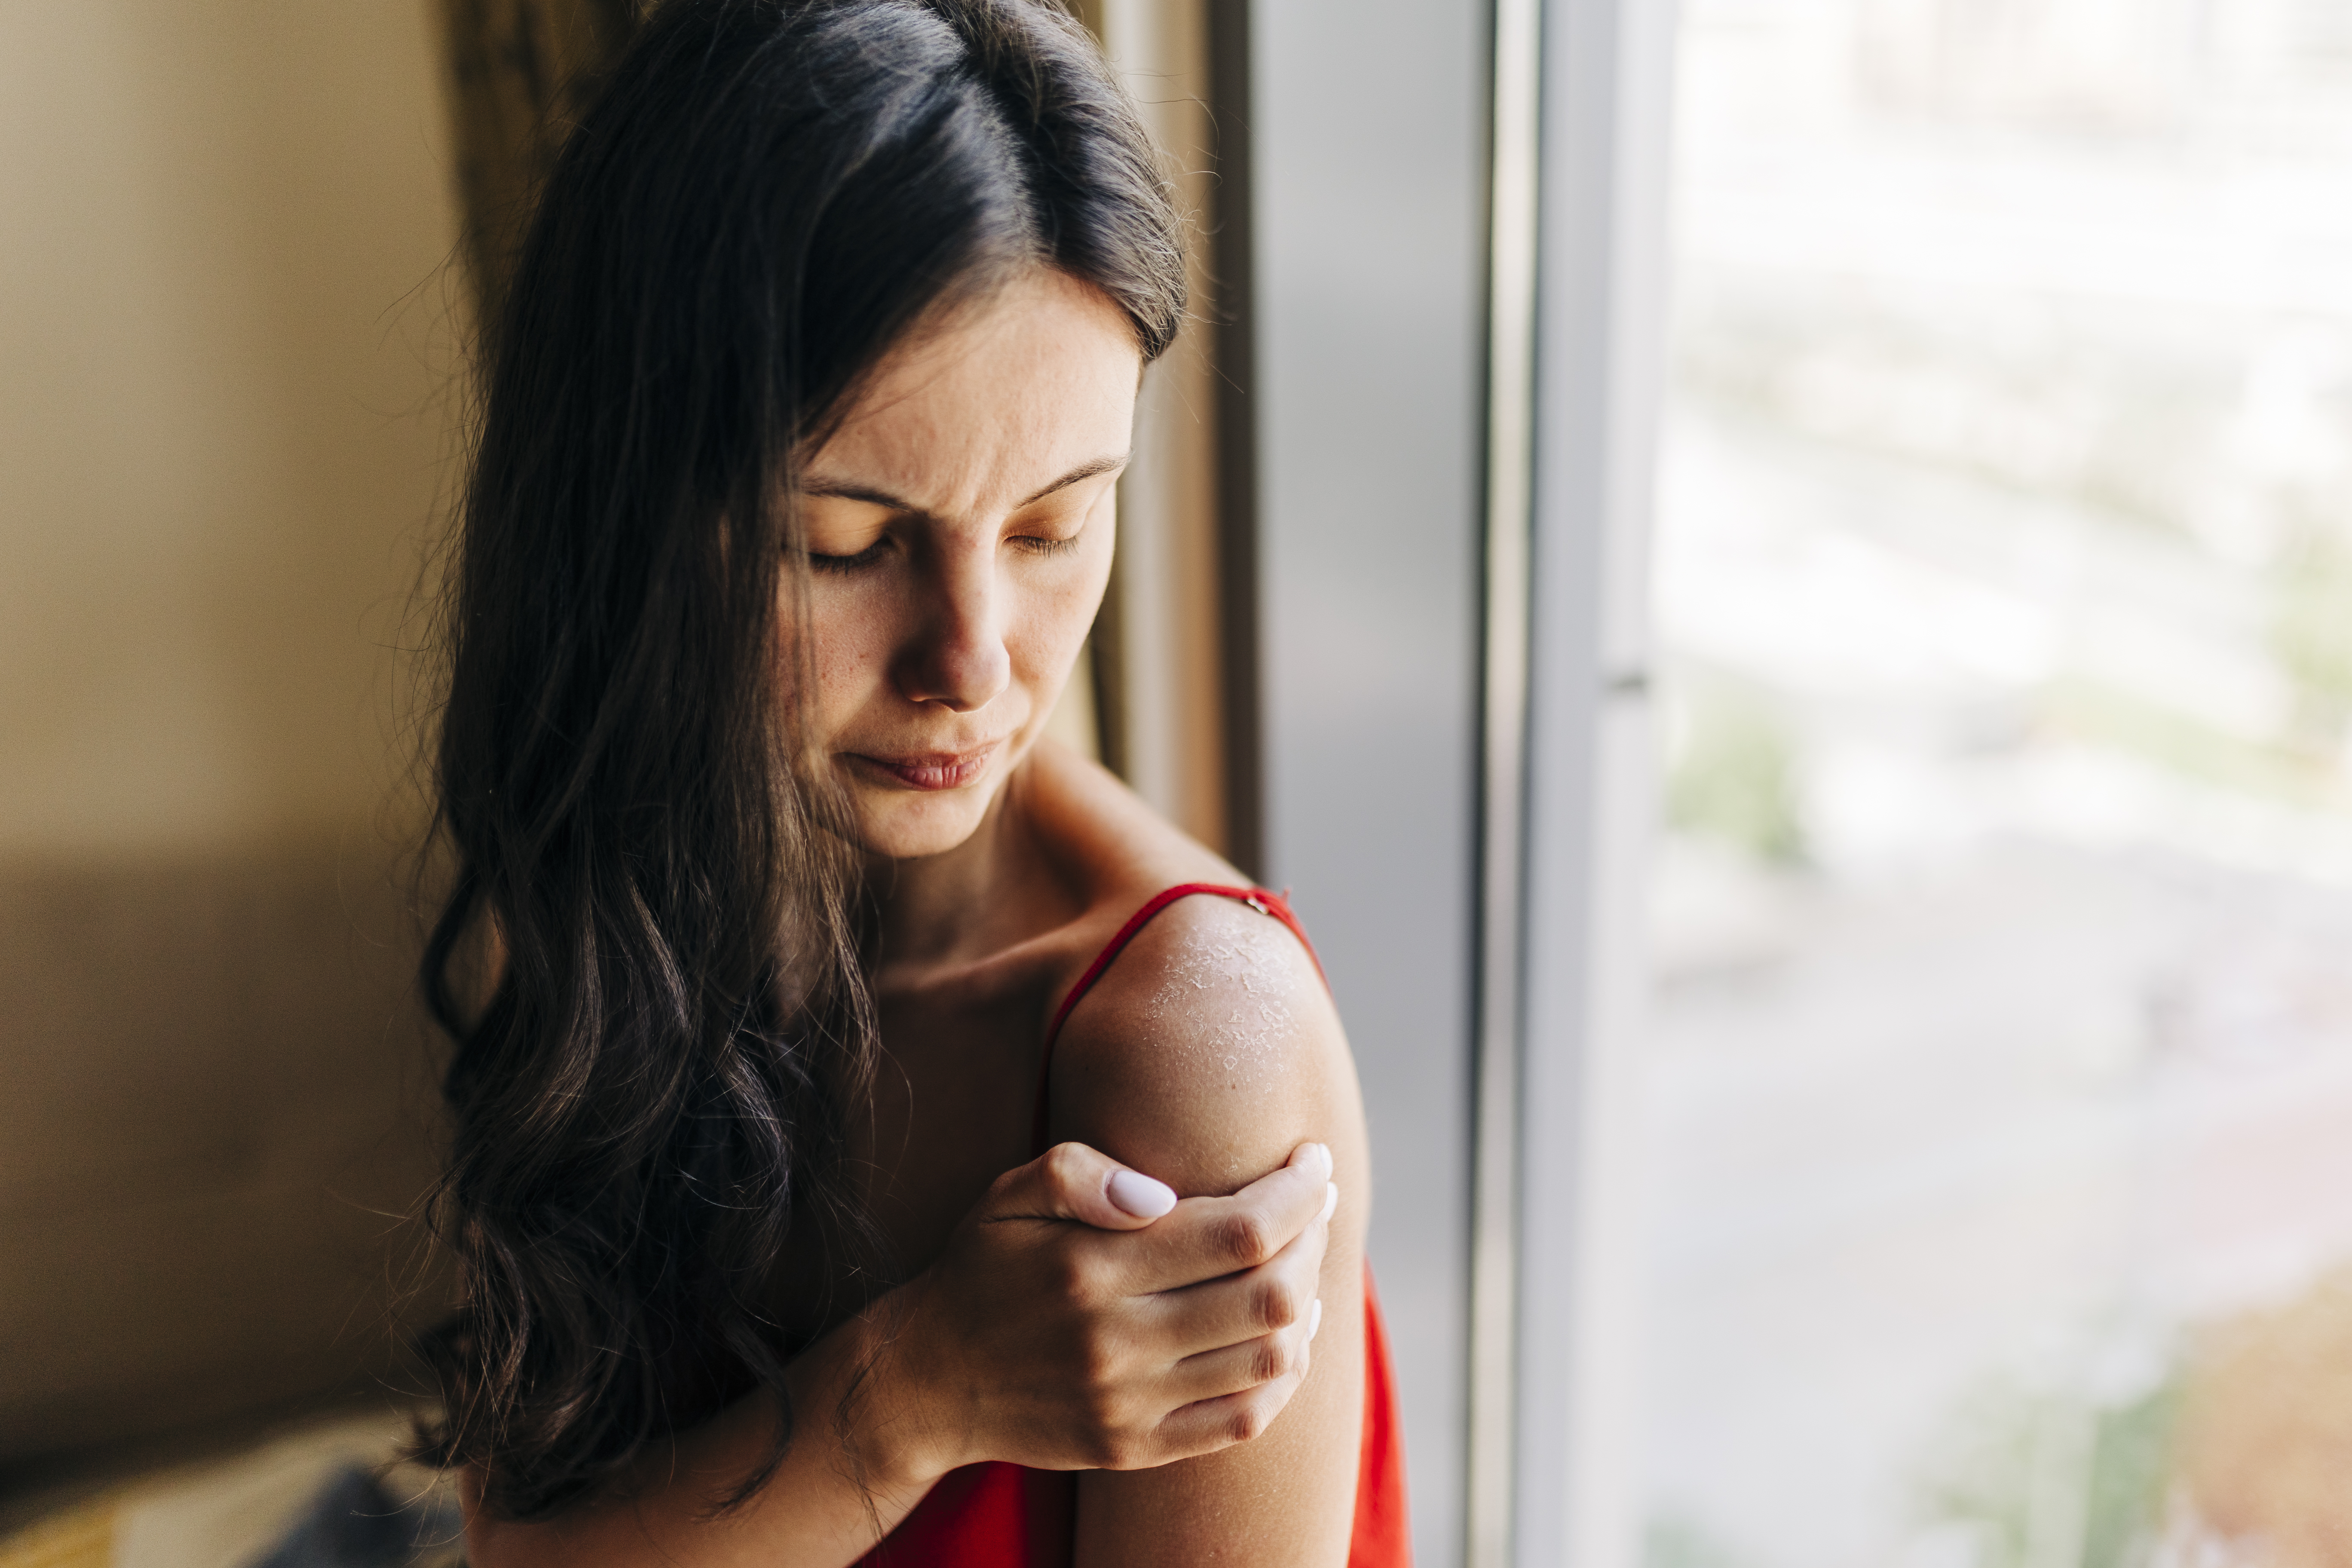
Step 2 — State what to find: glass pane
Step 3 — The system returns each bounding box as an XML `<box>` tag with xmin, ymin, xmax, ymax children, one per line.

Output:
<box><xmin>1648</xmin><ymin>5</ymin><xmax>2352</xmax><ymax>1567</ymax></box>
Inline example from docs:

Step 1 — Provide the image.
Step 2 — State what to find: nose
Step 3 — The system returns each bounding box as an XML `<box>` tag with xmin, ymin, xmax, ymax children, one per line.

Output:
<box><xmin>893</xmin><ymin>539</ymin><xmax>1011</xmax><ymax>713</ymax></box>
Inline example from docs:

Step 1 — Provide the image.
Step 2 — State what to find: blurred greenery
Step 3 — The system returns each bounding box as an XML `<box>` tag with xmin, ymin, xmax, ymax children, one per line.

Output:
<box><xmin>1666</xmin><ymin>680</ymin><xmax>1808</xmax><ymax>864</ymax></box>
<box><xmin>1645</xmin><ymin>1510</ymin><xmax>1753</xmax><ymax>1568</ymax></box>
<box><xmin>1919</xmin><ymin>1373</ymin><xmax>2182</xmax><ymax>1568</ymax></box>
<box><xmin>2273</xmin><ymin>527</ymin><xmax>2352</xmax><ymax>753</ymax></box>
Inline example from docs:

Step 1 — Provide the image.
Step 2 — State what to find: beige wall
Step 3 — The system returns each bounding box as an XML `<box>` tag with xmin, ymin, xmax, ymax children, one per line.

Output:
<box><xmin>0</xmin><ymin>1</ymin><xmax>456</xmax><ymax>860</ymax></box>
<box><xmin>1093</xmin><ymin>0</ymin><xmax>1233</xmax><ymax>859</ymax></box>
<box><xmin>0</xmin><ymin>2</ymin><xmax>461</xmax><ymax>1457</ymax></box>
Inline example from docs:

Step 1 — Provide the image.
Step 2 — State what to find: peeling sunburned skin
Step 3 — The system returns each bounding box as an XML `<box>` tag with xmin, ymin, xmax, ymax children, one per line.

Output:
<box><xmin>1142</xmin><ymin>917</ymin><xmax>1302</xmax><ymax>1088</ymax></box>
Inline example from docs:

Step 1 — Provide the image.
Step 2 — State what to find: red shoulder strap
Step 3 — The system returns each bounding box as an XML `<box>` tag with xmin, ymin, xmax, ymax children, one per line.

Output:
<box><xmin>1029</xmin><ymin>884</ymin><xmax>1325</xmax><ymax>1156</ymax></box>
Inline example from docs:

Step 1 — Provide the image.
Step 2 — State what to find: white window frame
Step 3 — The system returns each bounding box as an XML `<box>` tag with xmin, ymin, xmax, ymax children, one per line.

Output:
<box><xmin>1476</xmin><ymin>0</ymin><xmax>1677</xmax><ymax>1564</ymax></box>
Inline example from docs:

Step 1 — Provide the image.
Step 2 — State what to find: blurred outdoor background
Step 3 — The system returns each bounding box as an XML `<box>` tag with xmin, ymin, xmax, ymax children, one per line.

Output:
<box><xmin>1648</xmin><ymin>2</ymin><xmax>2352</xmax><ymax>1565</ymax></box>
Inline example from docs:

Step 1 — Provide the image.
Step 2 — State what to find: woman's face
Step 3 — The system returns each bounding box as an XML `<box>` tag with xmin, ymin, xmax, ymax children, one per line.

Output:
<box><xmin>794</xmin><ymin>268</ymin><xmax>1140</xmax><ymax>860</ymax></box>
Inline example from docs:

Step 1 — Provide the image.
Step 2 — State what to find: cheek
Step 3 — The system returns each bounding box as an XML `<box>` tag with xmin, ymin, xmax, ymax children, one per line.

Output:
<box><xmin>1004</xmin><ymin>587</ymin><xmax>1093</xmax><ymax>718</ymax></box>
<box><xmin>1011</xmin><ymin>527</ymin><xmax>1115</xmax><ymax>686</ymax></box>
<box><xmin>794</xmin><ymin>587</ymin><xmax>893</xmax><ymax>735</ymax></box>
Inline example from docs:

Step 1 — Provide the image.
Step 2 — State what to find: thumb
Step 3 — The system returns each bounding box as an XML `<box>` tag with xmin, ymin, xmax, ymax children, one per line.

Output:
<box><xmin>988</xmin><ymin>1141</ymin><xmax>1178</xmax><ymax>1231</ymax></box>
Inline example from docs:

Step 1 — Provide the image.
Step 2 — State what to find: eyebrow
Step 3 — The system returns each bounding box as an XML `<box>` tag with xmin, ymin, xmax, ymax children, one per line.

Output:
<box><xmin>799</xmin><ymin>452</ymin><xmax>1130</xmax><ymax>514</ymax></box>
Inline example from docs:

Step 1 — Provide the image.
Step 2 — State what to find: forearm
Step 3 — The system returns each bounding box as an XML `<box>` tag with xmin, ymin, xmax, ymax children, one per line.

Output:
<box><xmin>463</xmin><ymin>1290</ymin><xmax>947</xmax><ymax>1568</ymax></box>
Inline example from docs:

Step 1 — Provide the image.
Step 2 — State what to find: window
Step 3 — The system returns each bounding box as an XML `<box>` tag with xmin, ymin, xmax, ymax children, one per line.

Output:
<box><xmin>1649</xmin><ymin>4</ymin><xmax>2352</xmax><ymax>1566</ymax></box>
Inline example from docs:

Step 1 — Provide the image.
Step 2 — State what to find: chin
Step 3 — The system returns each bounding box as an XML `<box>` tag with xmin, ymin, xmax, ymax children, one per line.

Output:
<box><xmin>851</xmin><ymin>790</ymin><xmax>995</xmax><ymax>860</ymax></box>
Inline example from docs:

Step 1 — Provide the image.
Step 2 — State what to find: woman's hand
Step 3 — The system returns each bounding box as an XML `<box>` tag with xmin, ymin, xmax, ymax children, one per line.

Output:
<box><xmin>463</xmin><ymin>1141</ymin><xmax>1334</xmax><ymax>1568</ymax></box>
<box><xmin>879</xmin><ymin>1139</ymin><xmax>1337</xmax><ymax>1482</ymax></box>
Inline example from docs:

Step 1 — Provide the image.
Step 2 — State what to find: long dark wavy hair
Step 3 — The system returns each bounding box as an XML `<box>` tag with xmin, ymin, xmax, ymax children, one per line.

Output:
<box><xmin>417</xmin><ymin>0</ymin><xmax>1185</xmax><ymax>1521</ymax></box>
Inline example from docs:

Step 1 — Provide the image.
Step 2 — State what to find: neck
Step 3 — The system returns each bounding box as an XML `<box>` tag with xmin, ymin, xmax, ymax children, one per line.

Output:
<box><xmin>864</xmin><ymin>772</ymin><xmax>1030</xmax><ymax>967</ymax></box>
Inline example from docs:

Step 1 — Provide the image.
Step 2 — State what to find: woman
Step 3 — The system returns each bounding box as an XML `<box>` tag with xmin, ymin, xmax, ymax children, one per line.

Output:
<box><xmin>420</xmin><ymin>1</ymin><xmax>1407</xmax><ymax>1563</ymax></box>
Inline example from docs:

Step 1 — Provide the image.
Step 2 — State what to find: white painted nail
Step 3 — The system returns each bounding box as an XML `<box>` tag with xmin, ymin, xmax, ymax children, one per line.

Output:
<box><xmin>1308</xmin><ymin>1299</ymin><xmax>1324</xmax><ymax>1341</ymax></box>
<box><xmin>1314</xmin><ymin>1142</ymin><xmax>1334</xmax><ymax>1178</ymax></box>
<box><xmin>1320</xmin><ymin>1182</ymin><xmax>1338</xmax><ymax>1223</ymax></box>
<box><xmin>1108</xmin><ymin>1170</ymin><xmax>1177</xmax><ymax>1219</ymax></box>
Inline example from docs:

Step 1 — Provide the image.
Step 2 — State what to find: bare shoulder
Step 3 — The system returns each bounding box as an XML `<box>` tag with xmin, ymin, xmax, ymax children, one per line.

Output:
<box><xmin>1048</xmin><ymin>891</ymin><xmax>1368</xmax><ymax>1212</ymax></box>
<box><xmin>1020</xmin><ymin>739</ymin><xmax>1371</xmax><ymax>1213</ymax></box>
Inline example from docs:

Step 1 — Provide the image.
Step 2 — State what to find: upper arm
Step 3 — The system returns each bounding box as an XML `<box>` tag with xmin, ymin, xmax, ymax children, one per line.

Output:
<box><xmin>1048</xmin><ymin>895</ymin><xmax>1372</xmax><ymax>1568</ymax></box>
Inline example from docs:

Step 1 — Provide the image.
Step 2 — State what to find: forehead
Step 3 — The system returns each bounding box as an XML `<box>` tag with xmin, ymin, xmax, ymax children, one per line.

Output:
<box><xmin>808</xmin><ymin>270</ymin><xmax>1143</xmax><ymax>514</ymax></box>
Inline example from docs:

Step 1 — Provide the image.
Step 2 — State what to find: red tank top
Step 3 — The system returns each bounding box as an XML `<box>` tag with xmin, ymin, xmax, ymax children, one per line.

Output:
<box><xmin>857</xmin><ymin>885</ymin><xmax>1413</xmax><ymax>1567</ymax></box>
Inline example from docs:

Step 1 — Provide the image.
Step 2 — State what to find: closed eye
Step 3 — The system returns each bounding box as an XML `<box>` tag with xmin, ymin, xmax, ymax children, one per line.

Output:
<box><xmin>1011</xmin><ymin>534</ymin><xmax>1081</xmax><ymax>558</ymax></box>
<box><xmin>807</xmin><ymin>537</ymin><xmax>894</xmax><ymax>574</ymax></box>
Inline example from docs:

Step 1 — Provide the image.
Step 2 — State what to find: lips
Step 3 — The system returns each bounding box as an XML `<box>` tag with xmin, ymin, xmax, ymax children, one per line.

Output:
<box><xmin>849</xmin><ymin>742</ymin><xmax>1001</xmax><ymax>791</ymax></box>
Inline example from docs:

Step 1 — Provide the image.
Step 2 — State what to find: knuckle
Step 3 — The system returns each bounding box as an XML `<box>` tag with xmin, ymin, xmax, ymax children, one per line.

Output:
<box><xmin>1079</xmin><ymin>1420</ymin><xmax>1126</xmax><ymax>1470</ymax></box>
<box><xmin>1051</xmin><ymin>1245</ymin><xmax>1106</xmax><ymax>1305</ymax></box>
<box><xmin>1250</xmin><ymin>1334</ymin><xmax>1294</xmax><ymax>1384</ymax></box>
<box><xmin>1042</xmin><ymin>1142</ymin><xmax>1089</xmax><ymax>1191</ymax></box>
<box><xmin>1252</xmin><ymin>1275</ymin><xmax>1299</xmax><ymax>1332</ymax></box>
<box><xmin>1076</xmin><ymin>1334</ymin><xmax>1122</xmax><ymax>1393</ymax></box>
<box><xmin>1228</xmin><ymin>1398</ymin><xmax>1271</xmax><ymax>1445</ymax></box>
<box><xmin>1081</xmin><ymin>1387</ymin><xmax>1148</xmax><ymax>1469</ymax></box>
<box><xmin>1218</xmin><ymin>1208</ymin><xmax>1279</xmax><ymax>1267</ymax></box>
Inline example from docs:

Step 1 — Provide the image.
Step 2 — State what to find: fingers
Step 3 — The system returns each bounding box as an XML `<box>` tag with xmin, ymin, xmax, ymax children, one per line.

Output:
<box><xmin>1143</xmin><ymin>1361</ymin><xmax>1311</xmax><ymax>1466</ymax></box>
<box><xmin>986</xmin><ymin>1141</ymin><xmax>1178</xmax><ymax>1231</ymax></box>
<box><xmin>1119</xmin><ymin>1141</ymin><xmax>1336</xmax><ymax>1295</ymax></box>
<box><xmin>1163</xmin><ymin>1308</ymin><xmax>1317</xmax><ymax>1407</ymax></box>
<box><xmin>1143</xmin><ymin>1288</ymin><xmax>1327</xmax><ymax>1465</ymax></box>
<box><xmin>1143</xmin><ymin>1198</ymin><xmax>1330</xmax><ymax>1356</ymax></box>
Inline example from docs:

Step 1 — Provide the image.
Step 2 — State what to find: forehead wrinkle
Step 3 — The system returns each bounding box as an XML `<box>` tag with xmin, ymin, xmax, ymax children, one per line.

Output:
<box><xmin>807</xmin><ymin>321</ymin><xmax>1135</xmax><ymax>525</ymax></box>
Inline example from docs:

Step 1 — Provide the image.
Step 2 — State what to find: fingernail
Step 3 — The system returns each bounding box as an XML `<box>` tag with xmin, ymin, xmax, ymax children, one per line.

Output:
<box><xmin>1320</xmin><ymin>1182</ymin><xmax>1338</xmax><ymax>1223</ymax></box>
<box><xmin>1314</xmin><ymin>1142</ymin><xmax>1334</xmax><ymax>1178</ymax></box>
<box><xmin>1108</xmin><ymin>1169</ymin><xmax>1177</xmax><ymax>1219</ymax></box>
<box><xmin>1308</xmin><ymin>1299</ymin><xmax>1324</xmax><ymax>1341</ymax></box>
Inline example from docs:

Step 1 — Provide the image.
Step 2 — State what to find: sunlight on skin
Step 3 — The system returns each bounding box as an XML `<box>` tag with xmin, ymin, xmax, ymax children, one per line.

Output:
<box><xmin>466</xmin><ymin>266</ymin><xmax>1369</xmax><ymax>1568</ymax></box>
<box><xmin>791</xmin><ymin>267</ymin><xmax>1141</xmax><ymax>862</ymax></box>
<box><xmin>787</xmin><ymin>268</ymin><xmax>1372</xmax><ymax>1567</ymax></box>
